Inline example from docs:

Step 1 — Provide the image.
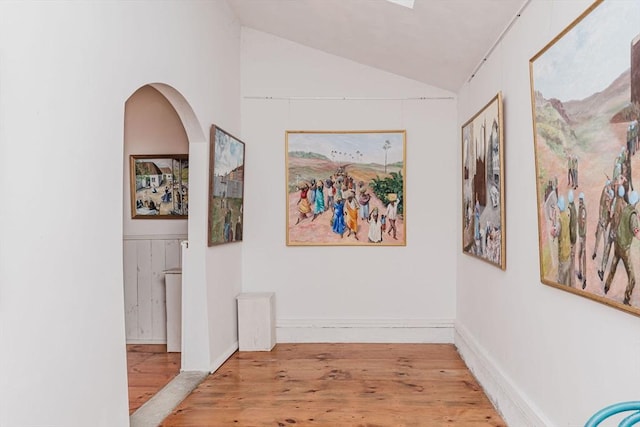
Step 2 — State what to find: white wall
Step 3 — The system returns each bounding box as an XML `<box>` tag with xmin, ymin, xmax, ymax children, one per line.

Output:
<box><xmin>240</xmin><ymin>28</ymin><xmax>458</xmax><ymax>342</ymax></box>
<box><xmin>0</xmin><ymin>2</ymin><xmax>241</xmax><ymax>426</ymax></box>
<box><xmin>456</xmin><ymin>1</ymin><xmax>640</xmax><ymax>426</ymax></box>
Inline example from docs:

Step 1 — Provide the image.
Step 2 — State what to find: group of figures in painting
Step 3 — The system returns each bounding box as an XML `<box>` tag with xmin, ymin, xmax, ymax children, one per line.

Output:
<box><xmin>217</xmin><ymin>196</ymin><xmax>243</xmax><ymax>243</ymax></box>
<box><xmin>543</xmin><ymin>126</ymin><xmax>640</xmax><ymax>305</ymax></box>
<box><xmin>135</xmin><ymin>184</ymin><xmax>188</xmax><ymax>215</ymax></box>
<box><xmin>463</xmin><ymin>183</ymin><xmax>502</xmax><ymax>265</ymax></box>
<box><xmin>210</xmin><ymin>160</ymin><xmax>244</xmax><ymax>244</ymax></box>
<box><xmin>294</xmin><ymin>165</ymin><xmax>400</xmax><ymax>243</ymax></box>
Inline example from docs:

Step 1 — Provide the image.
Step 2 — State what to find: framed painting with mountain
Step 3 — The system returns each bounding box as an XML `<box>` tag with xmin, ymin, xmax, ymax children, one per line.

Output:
<box><xmin>530</xmin><ymin>0</ymin><xmax>640</xmax><ymax>316</ymax></box>
<box><xmin>285</xmin><ymin>130</ymin><xmax>406</xmax><ymax>246</ymax></box>
<box><xmin>462</xmin><ymin>92</ymin><xmax>505</xmax><ymax>270</ymax></box>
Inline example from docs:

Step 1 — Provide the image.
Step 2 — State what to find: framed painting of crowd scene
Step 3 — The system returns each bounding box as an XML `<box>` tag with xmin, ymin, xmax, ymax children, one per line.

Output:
<box><xmin>530</xmin><ymin>0</ymin><xmax>640</xmax><ymax>316</ymax></box>
<box><xmin>286</xmin><ymin>130</ymin><xmax>406</xmax><ymax>246</ymax></box>
<box><xmin>208</xmin><ymin>125</ymin><xmax>245</xmax><ymax>246</ymax></box>
<box><xmin>130</xmin><ymin>154</ymin><xmax>189</xmax><ymax>219</ymax></box>
<box><xmin>462</xmin><ymin>92</ymin><xmax>506</xmax><ymax>269</ymax></box>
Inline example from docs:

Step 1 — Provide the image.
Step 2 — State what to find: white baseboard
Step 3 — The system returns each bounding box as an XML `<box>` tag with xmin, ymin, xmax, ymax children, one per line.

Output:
<box><xmin>209</xmin><ymin>340</ymin><xmax>239</xmax><ymax>373</ymax></box>
<box><xmin>126</xmin><ymin>339</ymin><xmax>167</xmax><ymax>345</ymax></box>
<box><xmin>276</xmin><ymin>318</ymin><xmax>454</xmax><ymax>343</ymax></box>
<box><xmin>123</xmin><ymin>234</ymin><xmax>188</xmax><ymax>241</ymax></box>
<box><xmin>455</xmin><ymin>322</ymin><xmax>552</xmax><ymax>427</ymax></box>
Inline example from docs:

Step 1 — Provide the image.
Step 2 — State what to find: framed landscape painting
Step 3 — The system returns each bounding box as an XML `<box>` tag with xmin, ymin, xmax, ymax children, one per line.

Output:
<box><xmin>208</xmin><ymin>125</ymin><xmax>245</xmax><ymax>246</ymax></box>
<box><xmin>530</xmin><ymin>0</ymin><xmax>640</xmax><ymax>315</ymax></box>
<box><xmin>130</xmin><ymin>155</ymin><xmax>188</xmax><ymax>219</ymax></box>
<box><xmin>286</xmin><ymin>130</ymin><xmax>406</xmax><ymax>246</ymax></box>
<box><xmin>462</xmin><ymin>92</ymin><xmax>506</xmax><ymax>269</ymax></box>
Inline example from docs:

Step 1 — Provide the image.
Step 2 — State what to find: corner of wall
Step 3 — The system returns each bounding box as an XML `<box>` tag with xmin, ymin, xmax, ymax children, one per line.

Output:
<box><xmin>209</xmin><ymin>341</ymin><xmax>239</xmax><ymax>373</ymax></box>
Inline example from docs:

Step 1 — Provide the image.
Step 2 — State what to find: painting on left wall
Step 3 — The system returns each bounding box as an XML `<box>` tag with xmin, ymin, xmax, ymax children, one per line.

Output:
<box><xmin>130</xmin><ymin>155</ymin><xmax>189</xmax><ymax>219</ymax></box>
<box><xmin>208</xmin><ymin>125</ymin><xmax>246</xmax><ymax>246</ymax></box>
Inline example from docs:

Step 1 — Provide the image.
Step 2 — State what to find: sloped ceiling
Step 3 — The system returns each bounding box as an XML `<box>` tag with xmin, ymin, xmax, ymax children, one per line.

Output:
<box><xmin>227</xmin><ymin>0</ymin><xmax>528</xmax><ymax>92</ymax></box>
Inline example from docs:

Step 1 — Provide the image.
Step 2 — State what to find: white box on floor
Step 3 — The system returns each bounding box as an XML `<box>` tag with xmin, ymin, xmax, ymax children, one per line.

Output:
<box><xmin>164</xmin><ymin>269</ymin><xmax>183</xmax><ymax>353</ymax></box>
<box><xmin>237</xmin><ymin>292</ymin><xmax>276</xmax><ymax>351</ymax></box>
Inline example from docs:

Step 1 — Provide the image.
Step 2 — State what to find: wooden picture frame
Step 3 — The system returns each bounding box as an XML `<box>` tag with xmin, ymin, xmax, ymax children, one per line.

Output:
<box><xmin>462</xmin><ymin>92</ymin><xmax>506</xmax><ymax>269</ymax></box>
<box><xmin>130</xmin><ymin>154</ymin><xmax>188</xmax><ymax>219</ymax></box>
<box><xmin>286</xmin><ymin>130</ymin><xmax>406</xmax><ymax>246</ymax></box>
<box><xmin>530</xmin><ymin>0</ymin><xmax>640</xmax><ymax>315</ymax></box>
<box><xmin>208</xmin><ymin>125</ymin><xmax>246</xmax><ymax>246</ymax></box>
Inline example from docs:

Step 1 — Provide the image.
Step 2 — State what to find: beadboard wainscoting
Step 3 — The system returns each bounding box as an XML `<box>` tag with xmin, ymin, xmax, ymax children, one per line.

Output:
<box><xmin>123</xmin><ymin>235</ymin><xmax>187</xmax><ymax>344</ymax></box>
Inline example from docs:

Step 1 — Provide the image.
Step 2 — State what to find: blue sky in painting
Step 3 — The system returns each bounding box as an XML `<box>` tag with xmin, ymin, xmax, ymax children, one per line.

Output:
<box><xmin>287</xmin><ymin>132</ymin><xmax>404</xmax><ymax>165</ymax></box>
<box><xmin>533</xmin><ymin>1</ymin><xmax>640</xmax><ymax>102</ymax></box>
<box><xmin>214</xmin><ymin>128</ymin><xmax>244</xmax><ymax>175</ymax></box>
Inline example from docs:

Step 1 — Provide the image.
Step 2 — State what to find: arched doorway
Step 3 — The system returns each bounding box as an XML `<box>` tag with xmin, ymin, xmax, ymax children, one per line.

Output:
<box><xmin>122</xmin><ymin>83</ymin><xmax>203</xmax><ymax>414</ymax></box>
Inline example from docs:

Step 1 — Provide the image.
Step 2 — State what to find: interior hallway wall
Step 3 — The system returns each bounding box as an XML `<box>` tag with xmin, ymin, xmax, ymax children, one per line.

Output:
<box><xmin>456</xmin><ymin>1</ymin><xmax>640</xmax><ymax>425</ymax></box>
<box><xmin>240</xmin><ymin>28</ymin><xmax>458</xmax><ymax>342</ymax></box>
<box><xmin>0</xmin><ymin>2</ymin><xmax>241</xmax><ymax>426</ymax></box>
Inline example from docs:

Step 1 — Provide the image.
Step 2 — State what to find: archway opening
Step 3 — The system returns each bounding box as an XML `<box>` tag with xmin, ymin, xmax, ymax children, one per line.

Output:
<box><xmin>121</xmin><ymin>83</ymin><xmax>203</xmax><ymax>414</ymax></box>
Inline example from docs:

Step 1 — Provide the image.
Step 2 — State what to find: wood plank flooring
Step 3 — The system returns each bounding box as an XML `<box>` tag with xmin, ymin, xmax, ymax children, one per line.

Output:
<box><xmin>127</xmin><ymin>344</ymin><xmax>181</xmax><ymax>414</ymax></box>
<box><xmin>161</xmin><ymin>343</ymin><xmax>505</xmax><ymax>426</ymax></box>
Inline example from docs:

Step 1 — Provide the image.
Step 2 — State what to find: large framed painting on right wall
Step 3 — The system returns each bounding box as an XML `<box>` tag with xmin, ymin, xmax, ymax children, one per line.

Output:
<box><xmin>530</xmin><ymin>0</ymin><xmax>640</xmax><ymax>316</ymax></box>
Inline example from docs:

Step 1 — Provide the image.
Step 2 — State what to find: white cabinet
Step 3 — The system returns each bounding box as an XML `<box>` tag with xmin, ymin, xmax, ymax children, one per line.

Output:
<box><xmin>164</xmin><ymin>269</ymin><xmax>182</xmax><ymax>352</ymax></box>
<box><xmin>237</xmin><ymin>292</ymin><xmax>276</xmax><ymax>351</ymax></box>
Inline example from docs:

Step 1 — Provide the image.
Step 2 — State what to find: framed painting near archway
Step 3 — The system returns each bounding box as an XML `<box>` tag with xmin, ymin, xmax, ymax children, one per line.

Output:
<box><xmin>130</xmin><ymin>154</ymin><xmax>189</xmax><ymax>219</ymax></box>
<box><xmin>286</xmin><ymin>130</ymin><xmax>406</xmax><ymax>246</ymax></box>
<box><xmin>208</xmin><ymin>124</ymin><xmax>246</xmax><ymax>246</ymax></box>
<box><xmin>461</xmin><ymin>92</ymin><xmax>506</xmax><ymax>270</ymax></box>
<box><xmin>530</xmin><ymin>0</ymin><xmax>640</xmax><ymax>316</ymax></box>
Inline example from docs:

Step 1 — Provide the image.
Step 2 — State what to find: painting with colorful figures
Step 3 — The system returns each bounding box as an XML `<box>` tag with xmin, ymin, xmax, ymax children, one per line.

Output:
<box><xmin>286</xmin><ymin>130</ymin><xmax>406</xmax><ymax>246</ymax></box>
<box><xmin>130</xmin><ymin>155</ymin><xmax>189</xmax><ymax>219</ymax></box>
<box><xmin>462</xmin><ymin>92</ymin><xmax>506</xmax><ymax>269</ymax></box>
<box><xmin>208</xmin><ymin>125</ymin><xmax>245</xmax><ymax>246</ymax></box>
<box><xmin>530</xmin><ymin>0</ymin><xmax>640</xmax><ymax>315</ymax></box>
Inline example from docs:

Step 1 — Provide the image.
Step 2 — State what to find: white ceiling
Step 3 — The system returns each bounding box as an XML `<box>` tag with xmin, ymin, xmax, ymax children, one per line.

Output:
<box><xmin>226</xmin><ymin>0</ymin><xmax>528</xmax><ymax>92</ymax></box>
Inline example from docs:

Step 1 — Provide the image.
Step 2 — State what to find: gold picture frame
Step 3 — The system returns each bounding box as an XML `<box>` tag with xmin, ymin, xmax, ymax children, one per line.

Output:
<box><xmin>461</xmin><ymin>92</ymin><xmax>506</xmax><ymax>269</ymax></box>
<box><xmin>530</xmin><ymin>0</ymin><xmax>640</xmax><ymax>315</ymax></box>
<box><xmin>286</xmin><ymin>130</ymin><xmax>406</xmax><ymax>246</ymax></box>
<box><xmin>130</xmin><ymin>154</ymin><xmax>188</xmax><ymax>219</ymax></box>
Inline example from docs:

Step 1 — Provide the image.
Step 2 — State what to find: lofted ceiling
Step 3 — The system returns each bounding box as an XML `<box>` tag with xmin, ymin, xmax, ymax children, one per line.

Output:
<box><xmin>227</xmin><ymin>0</ymin><xmax>528</xmax><ymax>92</ymax></box>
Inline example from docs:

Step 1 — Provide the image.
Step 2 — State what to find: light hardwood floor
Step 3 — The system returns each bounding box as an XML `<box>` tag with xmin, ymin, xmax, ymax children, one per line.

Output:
<box><xmin>127</xmin><ymin>344</ymin><xmax>181</xmax><ymax>414</ymax></box>
<box><xmin>161</xmin><ymin>343</ymin><xmax>505</xmax><ymax>426</ymax></box>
